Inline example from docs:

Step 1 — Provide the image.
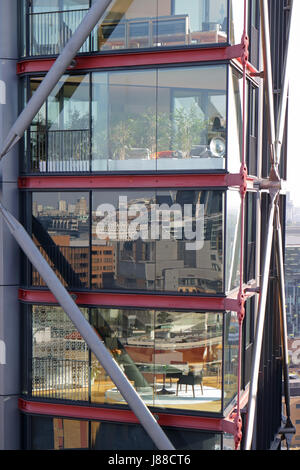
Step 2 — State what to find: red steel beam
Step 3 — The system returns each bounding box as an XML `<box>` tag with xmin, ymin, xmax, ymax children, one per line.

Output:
<box><xmin>19</xmin><ymin>288</ymin><xmax>230</xmax><ymax>311</ymax></box>
<box><xmin>18</xmin><ymin>288</ymin><xmax>257</xmax><ymax>312</ymax></box>
<box><xmin>16</xmin><ymin>44</ymin><xmax>258</xmax><ymax>76</ymax></box>
<box><xmin>18</xmin><ymin>397</ymin><xmax>244</xmax><ymax>434</ymax></box>
<box><xmin>19</xmin><ymin>173</ymin><xmax>255</xmax><ymax>190</ymax></box>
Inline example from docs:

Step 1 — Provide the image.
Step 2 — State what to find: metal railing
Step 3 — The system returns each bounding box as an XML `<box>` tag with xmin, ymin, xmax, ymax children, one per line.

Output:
<box><xmin>32</xmin><ymin>357</ymin><xmax>89</xmax><ymax>401</ymax></box>
<box><xmin>30</xmin><ymin>129</ymin><xmax>90</xmax><ymax>172</ymax></box>
<box><xmin>29</xmin><ymin>9</ymin><xmax>90</xmax><ymax>56</ymax></box>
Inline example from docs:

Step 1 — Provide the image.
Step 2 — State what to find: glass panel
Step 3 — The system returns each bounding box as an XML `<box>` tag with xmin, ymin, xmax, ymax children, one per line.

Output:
<box><xmin>91</xmin><ymin>70</ymin><xmax>156</xmax><ymax>172</ymax></box>
<box><xmin>20</xmin><ymin>77</ymin><xmax>28</xmax><ymax>172</ymax></box>
<box><xmin>245</xmin><ymin>192</ymin><xmax>256</xmax><ymax>282</ymax></box>
<box><xmin>47</xmin><ymin>74</ymin><xmax>90</xmax><ymax>172</ymax></box>
<box><xmin>31</xmin><ymin>416</ymin><xmax>88</xmax><ymax>450</ymax></box>
<box><xmin>156</xmin><ymin>65</ymin><xmax>226</xmax><ymax>171</ymax></box>
<box><xmin>243</xmin><ymin>298</ymin><xmax>254</xmax><ymax>387</ymax></box>
<box><xmin>91</xmin><ymin>308</ymin><xmax>222</xmax><ymax>413</ymax></box>
<box><xmin>32</xmin><ymin>192</ymin><xmax>90</xmax><ymax>288</ymax></box>
<box><xmin>26</xmin><ymin>0</ymin><xmax>228</xmax><ymax>56</ymax></box>
<box><xmin>27</xmin><ymin>415</ymin><xmax>222</xmax><ymax>450</ymax></box>
<box><xmin>247</xmin><ymin>85</ymin><xmax>258</xmax><ymax>176</ymax></box>
<box><xmin>29</xmin><ymin>78</ymin><xmax>47</xmax><ymax>173</ymax></box>
<box><xmin>32</xmin><ymin>305</ymin><xmax>89</xmax><ymax>401</ymax></box>
<box><xmin>92</xmin><ymin>189</ymin><xmax>224</xmax><ymax>294</ymax></box>
<box><xmin>29</xmin><ymin>1</ymin><xmax>90</xmax><ymax>55</ymax></box>
<box><xmin>91</xmin><ymin>308</ymin><xmax>155</xmax><ymax>405</ymax></box>
<box><xmin>229</xmin><ymin>0</ymin><xmax>245</xmax><ymax>45</ymax></box>
<box><xmin>92</xmin><ymin>0</ymin><xmax>156</xmax><ymax>52</ymax></box>
<box><xmin>53</xmin><ymin>418</ymin><xmax>88</xmax><ymax>449</ymax></box>
<box><xmin>92</xmin><ymin>66</ymin><xmax>226</xmax><ymax>172</ymax></box>
<box><xmin>30</xmin><ymin>1</ymin><xmax>90</xmax><ymax>13</ymax></box>
<box><xmin>20</xmin><ymin>0</ymin><xmax>27</xmax><ymax>57</ymax></box>
<box><xmin>225</xmin><ymin>189</ymin><xmax>241</xmax><ymax>292</ymax></box>
<box><xmin>223</xmin><ymin>433</ymin><xmax>235</xmax><ymax>450</ymax></box>
<box><xmin>172</xmin><ymin>0</ymin><xmax>227</xmax><ymax>46</ymax></box>
<box><xmin>31</xmin><ymin>416</ymin><xmax>55</xmax><ymax>450</ymax></box>
<box><xmin>28</xmin><ymin>66</ymin><xmax>227</xmax><ymax>173</ymax></box>
<box><xmin>29</xmin><ymin>75</ymin><xmax>90</xmax><ymax>172</ymax></box>
<box><xmin>224</xmin><ymin>311</ymin><xmax>239</xmax><ymax>409</ymax></box>
<box><xmin>227</xmin><ymin>66</ymin><xmax>248</xmax><ymax>173</ymax></box>
<box><xmin>91</xmin><ymin>0</ymin><xmax>228</xmax><ymax>52</ymax></box>
<box><xmin>91</xmin><ymin>421</ymin><xmax>222</xmax><ymax>450</ymax></box>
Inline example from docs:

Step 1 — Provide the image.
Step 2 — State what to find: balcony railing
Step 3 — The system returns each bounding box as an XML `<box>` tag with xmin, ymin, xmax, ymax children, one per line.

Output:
<box><xmin>29</xmin><ymin>9</ymin><xmax>89</xmax><ymax>56</ymax></box>
<box><xmin>30</xmin><ymin>129</ymin><xmax>90</xmax><ymax>173</ymax></box>
<box><xmin>32</xmin><ymin>357</ymin><xmax>89</xmax><ymax>401</ymax></box>
<box><xmin>26</xmin><ymin>10</ymin><xmax>227</xmax><ymax>57</ymax></box>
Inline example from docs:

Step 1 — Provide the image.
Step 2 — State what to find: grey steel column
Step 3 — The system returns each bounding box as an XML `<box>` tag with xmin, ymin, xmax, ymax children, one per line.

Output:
<box><xmin>0</xmin><ymin>0</ymin><xmax>20</xmax><ymax>450</ymax></box>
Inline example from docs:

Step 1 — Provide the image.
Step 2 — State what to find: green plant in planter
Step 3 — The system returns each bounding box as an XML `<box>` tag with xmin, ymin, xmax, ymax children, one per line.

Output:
<box><xmin>173</xmin><ymin>103</ymin><xmax>207</xmax><ymax>157</ymax></box>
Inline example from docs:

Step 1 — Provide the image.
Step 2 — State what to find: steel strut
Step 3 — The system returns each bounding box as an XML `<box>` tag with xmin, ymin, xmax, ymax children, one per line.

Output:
<box><xmin>244</xmin><ymin>190</ymin><xmax>277</xmax><ymax>450</ymax></box>
<box><xmin>244</xmin><ymin>0</ymin><xmax>295</xmax><ymax>450</ymax></box>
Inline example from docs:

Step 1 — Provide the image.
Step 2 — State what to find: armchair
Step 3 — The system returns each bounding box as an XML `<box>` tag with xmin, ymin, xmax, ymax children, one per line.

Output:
<box><xmin>176</xmin><ymin>368</ymin><xmax>204</xmax><ymax>397</ymax></box>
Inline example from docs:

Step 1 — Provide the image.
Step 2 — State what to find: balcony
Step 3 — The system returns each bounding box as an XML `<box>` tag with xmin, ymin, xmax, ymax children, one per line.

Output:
<box><xmin>29</xmin><ymin>8</ymin><xmax>90</xmax><ymax>56</ymax></box>
<box><xmin>23</xmin><ymin>2</ymin><xmax>228</xmax><ymax>57</ymax></box>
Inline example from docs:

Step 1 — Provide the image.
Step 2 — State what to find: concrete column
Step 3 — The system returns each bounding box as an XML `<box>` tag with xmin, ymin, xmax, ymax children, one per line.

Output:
<box><xmin>0</xmin><ymin>0</ymin><xmax>20</xmax><ymax>450</ymax></box>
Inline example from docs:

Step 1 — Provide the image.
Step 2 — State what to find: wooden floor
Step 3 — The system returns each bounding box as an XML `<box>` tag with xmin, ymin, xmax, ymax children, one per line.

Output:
<box><xmin>91</xmin><ymin>375</ymin><xmax>223</xmax><ymax>413</ymax></box>
<box><xmin>32</xmin><ymin>375</ymin><xmax>234</xmax><ymax>414</ymax></box>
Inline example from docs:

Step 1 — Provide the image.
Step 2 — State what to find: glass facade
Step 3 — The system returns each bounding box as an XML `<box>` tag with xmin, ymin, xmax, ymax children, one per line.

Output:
<box><xmin>27</xmin><ymin>188</ymin><xmax>245</xmax><ymax>295</ymax></box>
<box><xmin>24</xmin><ymin>301</ymin><xmax>254</xmax><ymax>415</ymax></box>
<box><xmin>28</xmin><ymin>75</ymin><xmax>90</xmax><ymax>172</ymax></box>
<box><xmin>16</xmin><ymin>0</ymin><xmax>264</xmax><ymax>450</ymax></box>
<box><xmin>25</xmin><ymin>415</ymin><xmax>223</xmax><ymax>450</ymax></box>
<box><xmin>223</xmin><ymin>311</ymin><xmax>239</xmax><ymax>409</ymax></box>
<box><xmin>91</xmin><ymin>308</ymin><xmax>223</xmax><ymax>412</ymax></box>
<box><xmin>26</xmin><ymin>305</ymin><xmax>226</xmax><ymax>413</ymax></box>
<box><xmin>32</xmin><ymin>305</ymin><xmax>89</xmax><ymax>401</ymax></box>
<box><xmin>227</xmin><ymin>66</ymin><xmax>248</xmax><ymax>174</ymax></box>
<box><xmin>22</xmin><ymin>0</ymin><xmax>229</xmax><ymax>57</ymax></box>
<box><xmin>24</xmin><ymin>65</ymin><xmax>229</xmax><ymax>173</ymax></box>
<box><xmin>91</xmin><ymin>189</ymin><xmax>224</xmax><ymax>293</ymax></box>
<box><xmin>32</xmin><ymin>192</ymin><xmax>90</xmax><ymax>288</ymax></box>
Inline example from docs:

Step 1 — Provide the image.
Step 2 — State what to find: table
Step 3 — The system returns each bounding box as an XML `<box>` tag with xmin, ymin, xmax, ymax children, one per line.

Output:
<box><xmin>137</xmin><ymin>363</ymin><xmax>185</xmax><ymax>395</ymax></box>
